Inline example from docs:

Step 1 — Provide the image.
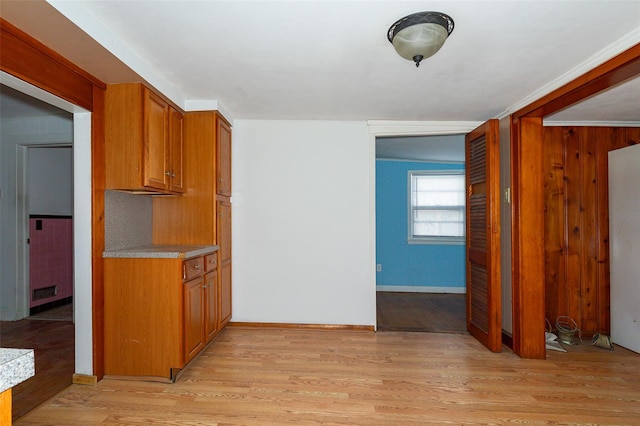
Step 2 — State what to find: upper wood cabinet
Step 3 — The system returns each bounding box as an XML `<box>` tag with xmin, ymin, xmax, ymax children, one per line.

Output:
<box><xmin>153</xmin><ymin>111</ymin><xmax>231</xmax><ymax>244</ymax></box>
<box><xmin>105</xmin><ymin>83</ymin><xmax>184</xmax><ymax>194</ymax></box>
<box><xmin>216</xmin><ymin>117</ymin><xmax>232</xmax><ymax>196</ymax></box>
<box><xmin>168</xmin><ymin>107</ymin><xmax>185</xmax><ymax>192</ymax></box>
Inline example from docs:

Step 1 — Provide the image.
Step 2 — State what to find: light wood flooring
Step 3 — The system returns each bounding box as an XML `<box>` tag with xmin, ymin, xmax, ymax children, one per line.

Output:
<box><xmin>15</xmin><ymin>326</ymin><xmax>640</xmax><ymax>425</ymax></box>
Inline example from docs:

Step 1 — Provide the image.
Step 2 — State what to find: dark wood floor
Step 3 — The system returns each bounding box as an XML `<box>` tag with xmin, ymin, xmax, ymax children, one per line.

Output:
<box><xmin>376</xmin><ymin>291</ymin><xmax>467</xmax><ymax>333</ymax></box>
<box><xmin>0</xmin><ymin>317</ymin><xmax>74</xmax><ymax>422</ymax></box>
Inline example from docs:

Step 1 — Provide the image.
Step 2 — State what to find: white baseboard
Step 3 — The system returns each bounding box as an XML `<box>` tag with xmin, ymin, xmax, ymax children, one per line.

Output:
<box><xmin>376</xmin><ymin>285</ymin><xmax>466</xmax><ymax>294</ymax></box>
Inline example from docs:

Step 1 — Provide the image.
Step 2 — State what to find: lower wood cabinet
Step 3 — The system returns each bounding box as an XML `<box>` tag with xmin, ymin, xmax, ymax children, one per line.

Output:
<box><xmin>204</xmin><ymin>271</ymin><xmax>219</xmax><ymax>341</ymax></box>
<box><xmin>183</xmin><ymin>275</ymin><xmax>205</xmax><ymax>363</ymax></box>
<box><xmin>184</xmin><ymin>270</ymin><xmax>219</xmax><ymax>364</ymax></box>
<box><xmin>104</xmin><ymin>249</ymin><xmax>219</xmax><ymax>381</ymax></box>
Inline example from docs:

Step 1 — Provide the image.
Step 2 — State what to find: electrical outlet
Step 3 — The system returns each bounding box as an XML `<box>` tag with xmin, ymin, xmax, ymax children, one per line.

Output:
<box><xmin>376</xmin><ymin>264</ymin><xmax>382</xmax><ymax>272</ymax></box>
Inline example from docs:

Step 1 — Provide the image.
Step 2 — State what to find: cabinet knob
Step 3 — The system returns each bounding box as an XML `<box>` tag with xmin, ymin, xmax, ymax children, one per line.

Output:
<box><xmin>194</xmin><ymin>265</ymin><xmax>200</xmax><ymax>270</ymax></box>
<box><xmin>165</xmin><ymin>171</ymin><xmax>171</xmax><ymax>176</ymax></box>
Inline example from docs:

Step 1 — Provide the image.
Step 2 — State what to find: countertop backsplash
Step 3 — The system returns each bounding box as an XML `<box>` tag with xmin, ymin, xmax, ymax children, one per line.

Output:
<box><xmin>104</xmin><ymin>190</ymin><xmax>152</xmax><ymax>250</ymax></box>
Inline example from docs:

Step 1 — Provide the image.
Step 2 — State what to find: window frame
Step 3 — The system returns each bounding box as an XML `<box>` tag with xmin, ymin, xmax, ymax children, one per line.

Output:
<box><xmin>407</xmin><ymin>169</ymin><xmax>466</xmax><ymax>245</ymax></box>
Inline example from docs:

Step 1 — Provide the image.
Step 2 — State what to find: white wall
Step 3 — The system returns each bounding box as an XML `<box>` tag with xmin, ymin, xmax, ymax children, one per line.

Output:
<box><xmin>29</xmin><ymin>146</ymin><xmax>73</xmax><ymax>215</ymax></box>
<box><xmin>609</xmin><ymin>143</ymin><xmax>640</xmax><ymax>354</ymax></box>
<box><xmin>232</xmin><ymin>120</ymin><xmax>375</xmax><ymax>326</ymax></box>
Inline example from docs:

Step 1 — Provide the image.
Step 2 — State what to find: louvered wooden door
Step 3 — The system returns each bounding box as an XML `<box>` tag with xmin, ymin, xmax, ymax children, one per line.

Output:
<box><xmin>466</xmin><ymin>120</ymin><xmax>502</xmax><ymax>352</ymax></box>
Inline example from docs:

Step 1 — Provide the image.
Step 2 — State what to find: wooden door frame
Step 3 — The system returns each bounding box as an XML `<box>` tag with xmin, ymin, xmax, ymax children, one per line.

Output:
<box><xmin>1</xmin><ymin>19</ymin><xmax>107</xmax><ymax>379</ymax></box>
<box><xmin>510</xmin><ymin>43</ymin><xmax>640</xmax><ymax>359</ymax></box>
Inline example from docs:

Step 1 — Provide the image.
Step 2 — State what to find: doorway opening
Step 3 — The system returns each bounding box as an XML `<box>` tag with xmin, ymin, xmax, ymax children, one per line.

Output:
<box><xmin>0</xmin><ymin>76</ymin><xmax>91</xmax><ymax>420</ymax></box>
<box><xmin>374</xmin><ymin>134</ymin><xmax>467</xmax><ymax>333</ymax></box>
<box><xmin>25</xmin><ymin>145</ymin><xmax>74</xmax><ymax>320</ymax></box>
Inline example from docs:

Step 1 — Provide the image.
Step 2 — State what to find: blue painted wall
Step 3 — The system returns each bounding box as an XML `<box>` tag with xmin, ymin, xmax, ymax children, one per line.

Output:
<box><xmin>376</xmin><ymin>159</ymin><xmax>466</xmax><ymax>291</ymax></box>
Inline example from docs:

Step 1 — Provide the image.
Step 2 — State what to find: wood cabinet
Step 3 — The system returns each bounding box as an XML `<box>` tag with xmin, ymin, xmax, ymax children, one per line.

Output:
<box><xmin>152</xmin><ymin>111</ymin><xmax>233</xmax><ymax>330</ymax></box>
<box><xmin>216</xmin><ymin>117</ymin><xmax>232</xmax><ymax>197</ymax></box>
<box><xmin>152</xmin><ymin>111</ymin><xmax>223</xmax><ymax>243</ymax></box>
<box><xmin>183</xmin><ymin>275</ymin><xmax>205</xmax><ymax>363</ymax></box>
<box><xmin>105</xmin><ymin>83</ymin><xmax>184</xmax><ymax>194</ymax></box>
<box><xmin>182</xmin><ymin>256</ymin><xmax>205</xmax><ymax>363</ymax></box>
<box><xmin>104</xmin><ymin>249</ymin><xmax>217</xmax><ymax>381</ymax></box>
<box><xmin>204</xmin><ymin>253</ymin><xmax>219</xmax><ymax>341</ymax></box>
<box><xmin>168</xmin><ymin>107</ymin><xmax>185</xmax><ymax>192</ymax></box>
<box><xmin>217</xmin><ymin>196</ymin><xmax>232</xmax><ymax>327</ymax></box>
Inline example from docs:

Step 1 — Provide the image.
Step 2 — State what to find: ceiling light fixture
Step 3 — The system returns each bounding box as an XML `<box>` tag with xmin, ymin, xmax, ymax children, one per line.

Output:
<box><xmin>387</xmin><ymin>11</ymin><xmax>455</xmax><ymax>67</ymax></box>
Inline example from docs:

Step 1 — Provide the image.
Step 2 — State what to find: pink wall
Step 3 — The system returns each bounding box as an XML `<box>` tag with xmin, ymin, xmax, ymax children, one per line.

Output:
<box><xmin>29</xmin><ymin>217</ymin><xmax>73</xmax><ymax>307</ymax></box>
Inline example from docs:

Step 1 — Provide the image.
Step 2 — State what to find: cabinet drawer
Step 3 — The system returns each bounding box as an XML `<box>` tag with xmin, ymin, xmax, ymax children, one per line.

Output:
<box><xmin>204</xmin><ymin>253</ymin><xmax>218</xmax><ymax>272</ymax></box>
<box><xmin>183</xmin><ymin>257</ymin><xmax>204</xmax><ymax>281</ymax></box>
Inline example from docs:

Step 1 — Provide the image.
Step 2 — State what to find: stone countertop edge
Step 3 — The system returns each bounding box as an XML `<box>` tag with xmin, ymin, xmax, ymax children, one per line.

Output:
<box><xmin>0</xmin><ymin>348</ymin><xmax>35</xmax><ymax>393</ymax></box>
<box><xmin>103</xmin><ymin>244</ymin><xmax>219</xmax><ymax>259</ymax></box>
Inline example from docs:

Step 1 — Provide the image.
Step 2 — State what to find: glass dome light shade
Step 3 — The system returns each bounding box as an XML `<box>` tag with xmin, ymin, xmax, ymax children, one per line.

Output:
<box><xmin>387</xmin><ymin>11</ymin><xmax>454</xmax><ymax>67</ymax></box>
<box><xmin>391</xmin><ymin>23</ymin><xmax>449</xmax><ymax>65</ymax></box>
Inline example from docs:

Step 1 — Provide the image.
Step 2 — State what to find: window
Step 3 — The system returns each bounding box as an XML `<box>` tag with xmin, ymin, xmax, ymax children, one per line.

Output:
<box><xmin>409</xmin><ymin>170</ymin><xmax>465</xmax><ymax>244</ymax></box>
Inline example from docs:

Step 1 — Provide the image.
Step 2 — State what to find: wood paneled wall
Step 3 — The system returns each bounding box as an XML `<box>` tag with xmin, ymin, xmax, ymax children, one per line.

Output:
<box><xmin>543</xmin><ymin>126</ymin><xmax>640</xmax><ymax>335</ymax></box>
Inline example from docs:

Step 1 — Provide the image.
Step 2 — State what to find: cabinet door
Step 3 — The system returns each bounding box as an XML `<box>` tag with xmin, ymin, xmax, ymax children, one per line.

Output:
<box><xmin>204</xmin><ymin>271</ymin><xmax>219</xmax><ymax>342</ymax></box>
<box><xmin>217</xmin><ymin>197</ymin><xmax>232</xmax><ymax>264</ymax></box>
<box><xmin>183</xmin><ymin>277</ymin><xmax>205</xmax><ymax>363</ymax></box>
<box><xmin>169</xmin><ymin>107</ymin><xmax>184</xmax><ymax>193</ymax></box>
<box><xmin>216</xmin><ymin>117</ymin><xmax>232</xmax><ymax>196</ymax></box>
<box><xmin>217</xmin><ymin>196</ymin><xmax>232</xmax><ymax>326</ymax></box>
<box><xmin>219</xmin><ymin>260</ymin><xmax>232</xmax><ymax>327</ymax></box>
<box><xmin>143</xmin><ymin>88</ymin><xmax>170</xmax><ymax>190</ymax></box>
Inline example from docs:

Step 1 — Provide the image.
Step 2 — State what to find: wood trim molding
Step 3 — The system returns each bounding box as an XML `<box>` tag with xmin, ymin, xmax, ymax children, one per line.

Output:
<box><xmin>1</xmin><ymin>17</ymin><xmax>107</xmax><ymax>379</ymax></box>
<box><xmin>0</xmin><ymin>18</ymin><xmax>105</xmax><ymax>110</ymax></box>
<box><xmin>72</xmin><ymin>374</ymin><xmax>98</xmax><ymax>386</ymax></box>
<box><xmin>229</xmin><ymin>322</ymin><xmax>376</xmax><ymax>332</ymax></box>
<box><xmin>511</xmin><ymin>116</ymin><xmax>546</xmax><ymax>359</ymax></box>
<box><xmin>514</xmin><ymin>43</ymin><xmax>640</xmax><ymax>119</ymax></box>
<box><xmin>91</xmin><ymin>86</ymin><xmax>106</xmax><ymax>380</ymax></box>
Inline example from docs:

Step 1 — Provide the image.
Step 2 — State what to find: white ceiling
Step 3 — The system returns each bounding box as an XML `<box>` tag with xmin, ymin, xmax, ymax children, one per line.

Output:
<box><xmin>1</xmin><ymin>1</ymin><xmax>639</xmax><ymax>160</ymax></box>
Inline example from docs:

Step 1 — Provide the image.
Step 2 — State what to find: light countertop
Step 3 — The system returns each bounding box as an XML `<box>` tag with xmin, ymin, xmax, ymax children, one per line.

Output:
<box><xmin>0</xmin><ymin>348</ymin><xmax>35</xmax><ymax>393</ymax></box>
<box><xmin>104</xmin><ymin>244</ymin><xmax>218</xmax><ymax>259</ymax></box>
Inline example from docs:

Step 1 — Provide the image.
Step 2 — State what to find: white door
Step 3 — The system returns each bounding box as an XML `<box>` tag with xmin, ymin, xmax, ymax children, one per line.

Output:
<box><xmin>609</xmin><ymin>143</ymin><xmax>640</xmax><ymax>354</ymax></box>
